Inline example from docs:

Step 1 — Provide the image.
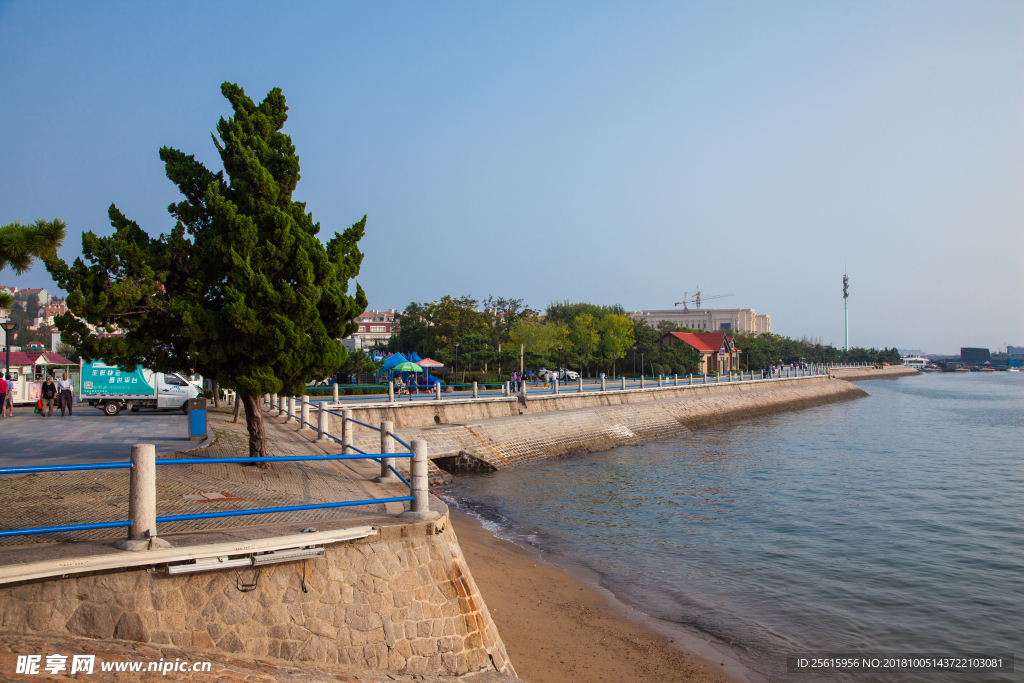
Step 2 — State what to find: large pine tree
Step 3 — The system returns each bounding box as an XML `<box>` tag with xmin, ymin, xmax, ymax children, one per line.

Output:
<box><xmin>46</xmin><ymin>83</ymin><xmax>367</xmax><ymax>459</ymax></box>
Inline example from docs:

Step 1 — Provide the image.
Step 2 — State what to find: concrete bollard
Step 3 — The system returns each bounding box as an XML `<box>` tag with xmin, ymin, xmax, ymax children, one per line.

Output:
<box><xmin>703</xmin><ymin>373</ymin><xmax>707</xmax><ymax>384</ymax></box>
<box><xmin>113</xmin><ymin>444</ymin><xmax>170</xmax><ymax>551</ymax></box>
<box><xmin>640</xmin><ymin>375</ymin><xmax>645</xmax><ymax>389</ymax></box>
<box><xmin>375</xmin><ymin>420</ymin><xmax>399</xmax><ymax>482</ymax></box>
<box><xmin>388</xmin><ymin>381</ymin><xmax>395</xmax><ymax>403</ymax></box>
<box><xmin>399</xmin><ymin>439</ymin><xmax>440</xmax><ymax>521</ymax></box>
<box><xmin>341</xmin><ymin>408</ymin><xmax>353</xmax><ymax>455</ymax></box>
<box><xmin>674</xmin><ymin>374</ymin><xmax>679</xmax><ymax>386</ymax></box>
<box><xmin>579</xmin><ymin>377</ymin><xmax>583</xmax><ymax>393</ymax></box>
<box><xmin>299</xmin><ymin>395</ymin><xmax>310</xmax><ymax>431</ymax></box>
<box><xmin>316</xmin><ymin>404</ymin><xmax>329</xmax><ymax>443</ymax></box>
<box><xmin>601</xmin><ymin>376</ymin><xmax>606</xmax><ymax>391</ymax></box>
<box><xmin>332</xmin><ymin>383</ymin><xmax>339</xmax><ymax>403</ymax></box>
<box><xmin>272</xmin><ymin>393</ymin><xmax>280</xmax><ymax>416</ymax></box>
<box><xmin>621</xmin><ymin>377</ymin><xmax>626</xmax><ymax>390</ymax></box>
<box><xmin>287</xmin><ymin>396</ymin><xmax>296</xmax><ymax>423</ymax></box>
<box><xmin>435</xmin><ymin>383</ymin><xmax>441</xmax><ymax>401</ymax></box>
<box><xmin>658</xmin><ymin>375</ymin><xmax>663</xmax><ymax>387</ymax></box>
<box><xmin>553</xmin><ymin>378</ymin><xmax>559</xmax><ymax>394</ymax></box>
<box><xmin>473</xmin><ymin>382</ymin><xmax>478</xmax><ymax>399</ymax></box>
<box><xmin>504</xmin><ymin>381</ymin><xmax>509</xmax><ymax>396</ymax></box>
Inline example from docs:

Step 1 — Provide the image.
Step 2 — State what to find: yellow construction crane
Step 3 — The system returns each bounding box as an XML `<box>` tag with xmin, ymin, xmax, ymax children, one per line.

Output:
<box><xmin>674</xmin><ymin>287</ymin><xmax>734</xmax><ymax>310</ymax></box>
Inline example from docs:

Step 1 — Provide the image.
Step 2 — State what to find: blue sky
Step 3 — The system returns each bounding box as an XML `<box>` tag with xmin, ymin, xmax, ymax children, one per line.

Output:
<box><xmin>1</xmin><ymin>1</ymin><xmax>1021</xmax><ymax>354</ymax></box>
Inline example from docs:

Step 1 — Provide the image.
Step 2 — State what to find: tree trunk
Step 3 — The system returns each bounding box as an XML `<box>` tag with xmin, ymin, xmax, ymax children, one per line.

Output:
<box><xmin>241</xmin><ymin>393</ymin><xmax>272</xmax><ymax>466</ymax></box>
<box><xmin>232</xmin><ymin>397</ymin><xmax>242</xmax><ymax>423</ymax></box>
<box><xmin>212</xmin><ymin>381</ymin><xmax>220</xmax><ymax>408</ymax></box>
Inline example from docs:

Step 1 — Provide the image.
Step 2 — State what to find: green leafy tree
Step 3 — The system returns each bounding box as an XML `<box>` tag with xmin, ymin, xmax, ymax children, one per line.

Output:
<box><xmin>568</xmin><ymin>313</ymin><xmax>600</xmax><ymax>374</ymax></box>
<box><xmin>597</xmin><ymin>313</ymin><xmax>633</xmax><ymax>377</ymax></box>
<box><xmin>0</xmin><ymin>219</ymin><xmax>66</xmax><ymax>309</ymax></box>
<box><xmin>46</xmin><ymin>83</ymin><xmax>367</xmax><ymax>460</ymax></box>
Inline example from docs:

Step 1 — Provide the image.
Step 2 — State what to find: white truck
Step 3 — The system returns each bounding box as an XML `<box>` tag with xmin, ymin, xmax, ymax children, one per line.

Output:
<box><xmin>80</xmin><ymin>360</ymin><xmax>201</xmax><ymax>416</ymax></box>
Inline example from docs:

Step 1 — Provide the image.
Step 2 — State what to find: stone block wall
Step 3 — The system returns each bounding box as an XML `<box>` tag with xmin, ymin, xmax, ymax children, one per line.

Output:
<box><xmin>349</xmin><ymin>379</ymin><xmax>869</xmax><ymax>472</ymax></box>
<box><xmin>0</xmin><ymin>518</ymin><xmax>515</xmax><ymax>679</ymax></box>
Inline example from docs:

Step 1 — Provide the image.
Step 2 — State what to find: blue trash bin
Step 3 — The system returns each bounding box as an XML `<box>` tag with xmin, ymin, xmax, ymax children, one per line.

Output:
<box><xmin>187</xmin><ymin>397</ymin><xmax>207</xmax><ymax>441</ymax></box>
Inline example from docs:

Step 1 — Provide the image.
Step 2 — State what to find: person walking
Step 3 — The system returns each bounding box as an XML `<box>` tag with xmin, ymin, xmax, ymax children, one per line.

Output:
<box><xmin>57</xmin><ymin>371</ymin><xmax>74</xmax><ymax>416</ymax></box>
<box><xmin>0</xmin><ymin>376</ymin><xmax>7</xmax><ymax>418</ymax></box>
<box><xmin>40</xmin><ymin>376</ymin><xmax>57</xmax><ymax>417</ymax></box>
<box><xmin>2</xmin><ymin>375</ymin><xmax>12</xmax><ymax>416</ymax></box>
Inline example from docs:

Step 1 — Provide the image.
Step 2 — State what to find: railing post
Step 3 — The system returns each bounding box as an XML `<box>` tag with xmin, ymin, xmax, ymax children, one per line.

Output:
<box><xmin>621</xmin><ymin>376</ymin><xmax>626</xmax><ymax>390</ymax></box>
<box><xmin>689</xmin><ymin>373</ymin><xmax>692</xmax><ymax>385</ymax></box>
<box><xmin>316</xmin><ymin>404</ymin><xmax>329</xmax><ymax>443</ymax></box>
<box><xmin>332</xmin><ymin>383</ymin><xmax>339</xmax><ymax>403</ymax></box>
<box><xmin>504</xmin><ymin>381</ymin><xmax>509</xmax><ymax>396</ymax></box>
<box><xmin>341</xmin><ymin>408</ymin><xmax>353</xmax><ymax>455</ymax></box>
<box><xmin>399</xmin><ymin>439</ymin><xmax>439</xmax><ymax>520</ymax></box>
<box><xmin>286</xmin><ymin>396</ymin><xmax>296</xmax><ymax>423</ymax></box>
<box><xmin>299</xmin><ymin>395</ymin><xmax>310</xmax><ymax>431</ymax></box>
<box><xmin>376</xmin><ymin>420</ymin><xmax>398</xmax><ymax>482</ymax></box>
<box><xmin>473</xmin><ymin>381</ymin><xmax>478</xmax><ymax>398</ymax></box>
<box><xmin>553</xmin><ymin>378</ymin><xmax>559</xmax><ymax>394</ymax></box>
<box><xmin>579</xmin><ymin>376</ymin><xmax>583</xmax><ymax>393</ymax></box>
<box><xmin>658</xmin><ymin>375</ymin><xmax>663</xmax><ymax>387</ymax></box>
<box><xmin>640</xmin><ymin>375</ymin><xmax>645</xmax><ymax>389</ymax></box>
<box><xmin>113</xmin><ymin>443</ymin><xmax>169</xmax><ymax>551</ymax></box>
<box><xmin>435</xmin><ymin>382</ymin><xmax>441</xmax><ymax>401</ymax></box>
<box><xmin>674</xmin><ymin>374</ymin><xmax>679</xmax><ymax>386</ymax></box>
<box><xmin>601</xmin><ymin>376</ymin><xmax>606</xmax><ymax>391</ymax></box>
<box><xmin>272</xmin><ymin>393</ymin><xmax>280</xmax><ymax>416</ymax></box>
<box><xmin>388</xmin><ymin>380</ymin><xmax>395</xmax><ymax>403</ymax></box>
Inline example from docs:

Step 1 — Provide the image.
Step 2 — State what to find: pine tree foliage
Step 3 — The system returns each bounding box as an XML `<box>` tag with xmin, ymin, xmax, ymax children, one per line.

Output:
<box><xmin>46</xmin><ymin>83</ymin><xmax>367</xmax><ymax>458</ymax></box>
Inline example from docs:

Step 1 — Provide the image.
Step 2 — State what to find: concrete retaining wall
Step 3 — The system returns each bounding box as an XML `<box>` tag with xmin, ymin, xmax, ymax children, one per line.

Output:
<box><xmin>0</xmin><ymin>517</ymin><xmax>515</xmax><ymax>679</ymax></box>
<box><xmin>350</xmin><ymin>378</ymin><xmax>869</xmax><ymax>471</ymax></box>
<box><xmin>830</xmin><ymin>366</ymin><xmax>920</xmax><ymax>381</ymax></box>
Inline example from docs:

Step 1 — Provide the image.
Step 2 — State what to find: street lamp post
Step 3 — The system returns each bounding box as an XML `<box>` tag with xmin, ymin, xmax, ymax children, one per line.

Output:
<box><xmin>557</xmin><ymin>345</ymin><xmax>563</xmax><ymax>376</ymax></box>
<box><xmin>631</xmin><ymin>345</ymin><xmax>637</xmax><ymax>377</ymax></box>
<box><xmin>1</xmin><ymin>321</ymin><xmax>17</xmax><ymax>382</ymax></box>
<box><xmin>453</xmin><ymin>342</ymin><xmax>460</xmax><ymax>387</ymax></box>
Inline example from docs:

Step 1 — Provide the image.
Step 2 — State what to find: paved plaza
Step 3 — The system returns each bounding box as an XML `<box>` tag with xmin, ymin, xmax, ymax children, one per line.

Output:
<box><xmin>0</xmin><ymin>409</ymin><xmax>195</xmax><ymax>468</ymax></box>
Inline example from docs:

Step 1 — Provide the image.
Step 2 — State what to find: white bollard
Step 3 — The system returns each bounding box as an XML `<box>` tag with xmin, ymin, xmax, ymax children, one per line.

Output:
<box><xmin>579</xmin><ymin>377</ymin><xmax>583</xmax><ymax>393</ymax></box>
<box><xmin>341</xmin><ymin>408</ymin><xmax>353</xmax><ymax>455</ymax></box>
<box><xmin>621</xmin><ymin>376</ymin><xmax>626</xmax><ymax>390</ymax></box>
<box><xmin>473</xmin><ymin>382</ymin><xmax>478</xmax><ymax>398</ymax></box>
<box><xmin>113</xmin><ymin>444</ymin><xmax>170</xmax><ymax>551</ymax></box>
<box><xmin>435</xmin><ymin>382</ymin><xmax>441</xmax><ymax>401</ymax></box>
<box><xmin>299</xmin><ymin>395</ymin><xmax>310</xmax><ymax>431</ymax></box>
<box><xmin>316</xmin><ymin>404</ymin><xmax>329</xmax><ymax>443</ymax></box>
<box><xmin>399</xmin><ymin>439</ymin><xmax>440</xmax><ymax>520</ymax></box>
<box><xmin>375</xmin><ymin>420</ymin><xmax>399</xmax><ymax>483</ymax></box>
<box><xmin>640</xmin><ymin>375</ymin><xmax>645</xmax><ymax>389</ymax></box>
<box><xmin>553</xmin><ymin>378</ymin><xmax>559</xmax><ymax>394</ymax></box>
<box><xmin>388</xmin><ymin>381</ymin><xmax>395</xmax><ymax>403</ymax></box>
<box><xmin>658</xmin><ymin>375</ymin><xmax>663</xmax><ymax>387</ymax></box>
<box><xmin>601</xmin><ymin>376</ymin><xmax>606</xmax><ymax>391</ymax></box>
<box><xmin>272</xmin><ymin>393</ymin><xmax>280</xmax><ymax>416</ymax></box>
<box><xmin>332</xmin><ymin>383</ymin><xmax>339</xmax><ymax>403</ymax></box>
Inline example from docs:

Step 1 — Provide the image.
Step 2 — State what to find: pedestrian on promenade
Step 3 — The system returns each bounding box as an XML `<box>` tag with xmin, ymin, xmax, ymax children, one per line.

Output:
<box><xmin>57</xmin><ymin>371</ymin><xmax>74</xmax><ymax>416</ymax></box>
<box><xmin>0</xmin><ymin>377</ymin><xmax>7</xmax><ymax>418</ymax></box>
<box><xmin>2</xmin><ymin>375</ymin><xmax>12</xmax><ymax>416</ymax></box>
<box><xmin>40</xmin><ymin>376</ymin><xmax>57</xmax><ymax>417</ymax></box>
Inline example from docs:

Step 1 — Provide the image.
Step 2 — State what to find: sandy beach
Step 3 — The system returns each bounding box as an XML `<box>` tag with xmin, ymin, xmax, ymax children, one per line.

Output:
<box><xmin>450</xmin><ymin>511</ymin><xmax>746</xmax><ymax>683</ymax></box>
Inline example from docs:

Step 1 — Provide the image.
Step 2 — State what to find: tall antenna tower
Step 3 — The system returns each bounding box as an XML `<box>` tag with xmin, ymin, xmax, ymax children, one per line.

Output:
<box><xmin>843</xmin><ymin>270</ymin><xmax>850</xmax><ymax>351</ymax></box>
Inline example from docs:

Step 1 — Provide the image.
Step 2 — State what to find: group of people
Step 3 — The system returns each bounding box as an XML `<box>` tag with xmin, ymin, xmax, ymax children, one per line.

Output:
<box><xmin>509</xmin><ymin>372</ymin><xmax>525</xmax><ymax>393</ymax></box>
<box><xmin>38</xmin><ymin>372</ymin><xmax>75</xmax><ymax>417</ymax></box>
<box><xmin>0</xmin><ymin>372</ymin><xmax>75</xmax><ymax>418</ymax></box>
<box><xmin>0</xmin><ymin>375</ymin><xmax>14</xmax><ymax>417</ymax></box>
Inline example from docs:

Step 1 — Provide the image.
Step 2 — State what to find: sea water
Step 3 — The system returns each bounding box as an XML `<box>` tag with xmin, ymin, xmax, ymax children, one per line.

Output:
<box><xmin>441</xmin><ymin>374</ymin><xmax>1023</xmax><ymax>682</ymax></box>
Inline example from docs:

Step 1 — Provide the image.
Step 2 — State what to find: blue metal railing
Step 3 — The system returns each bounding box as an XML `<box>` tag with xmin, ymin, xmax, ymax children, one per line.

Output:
<box><xmin>0</xmin><ymin>450</ymin><xmax>414</xmax><ymax>539</ymax></box>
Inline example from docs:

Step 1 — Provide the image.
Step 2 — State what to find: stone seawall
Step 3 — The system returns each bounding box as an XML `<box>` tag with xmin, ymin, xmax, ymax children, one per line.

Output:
<box><xmin>0</xmin><ymin>517</ymin><xmax>516</xmax><ymax>679</ymax></box>
<box><xmin>830</xmin><ymin>366</ymin><xmax>920</xmax><ymax>381</ymax></box>
<box><xmin>349</xmin><ymin>378</ymin><xmax>869</xmax><ymax>471</ymax></box>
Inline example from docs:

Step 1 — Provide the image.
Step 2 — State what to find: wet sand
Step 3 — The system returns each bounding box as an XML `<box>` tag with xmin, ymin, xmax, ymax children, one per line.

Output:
<box><xmin>451</xmin><ymin>511</ymin><xmax>751</xmax><ymax>683</ymax></box>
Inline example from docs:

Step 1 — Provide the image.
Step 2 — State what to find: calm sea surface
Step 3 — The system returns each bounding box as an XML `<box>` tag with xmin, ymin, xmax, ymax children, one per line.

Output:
<box><xmin>441</xmin><ymin>374</ymin><xmax>1023</xmax><ymax>682</ymax></box>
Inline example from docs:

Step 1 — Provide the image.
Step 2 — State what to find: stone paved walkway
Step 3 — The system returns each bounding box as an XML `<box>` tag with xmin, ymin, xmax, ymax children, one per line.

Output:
<box><xmin>0</xmin><ymin>407</ymin><xmax>410</xmax><ymax>548</ymax></box>
<box><xmin>0</xmin><ymin>410</ymin><xmax>196</xmax><ymax>468</ymax></box>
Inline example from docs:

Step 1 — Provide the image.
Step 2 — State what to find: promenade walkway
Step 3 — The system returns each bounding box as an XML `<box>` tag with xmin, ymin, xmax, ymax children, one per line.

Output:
<box><xmin>0</xmin><ymin>407</ymin><xmax>409</xmax><ymax>555</ymax></box>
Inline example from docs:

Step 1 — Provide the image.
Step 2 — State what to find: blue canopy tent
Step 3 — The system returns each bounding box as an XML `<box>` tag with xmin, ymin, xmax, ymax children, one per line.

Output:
<box><xmin>380</xmin><ymin>353</ymin><xmax>408</xmax><ymax>371</ymax></box>
<box><xmin>408</xmin><ymin>351</ymin><xmax>423</xmax><ymax>363</ymax></box>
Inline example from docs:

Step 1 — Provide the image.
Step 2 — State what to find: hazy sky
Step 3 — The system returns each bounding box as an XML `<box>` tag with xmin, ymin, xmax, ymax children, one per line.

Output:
<box><xmin>2</xmin><ymin>1</ymin><xmax>1021</xmax><ymax>354</ymax></box>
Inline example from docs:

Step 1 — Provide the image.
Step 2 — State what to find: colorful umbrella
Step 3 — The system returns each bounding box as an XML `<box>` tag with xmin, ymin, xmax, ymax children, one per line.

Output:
<box><xmin>392</xmin><ymin>362</ymin><xmax>423</xmax><ymax>373</ymax></box>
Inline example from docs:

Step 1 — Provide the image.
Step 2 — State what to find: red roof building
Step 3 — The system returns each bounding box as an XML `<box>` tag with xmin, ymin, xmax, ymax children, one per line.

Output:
<box><xmin>658</xmin><ymin>332</ymin><xmax>741</xmax><ymax>374</ymax></box>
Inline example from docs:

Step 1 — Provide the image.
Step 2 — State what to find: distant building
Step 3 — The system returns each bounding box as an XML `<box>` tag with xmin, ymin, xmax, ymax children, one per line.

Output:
<box><xmin>349</xmin><ymin>309</ymin><xmax>396</xmax><ymax>347</ymax></box>
<box><xmin>1007</xmin><ymin>346</ymin><xmax>1024</xmax><ymax>358</ymax></box>
<box><xmin>960</xmin><ymin>347</ymin><xmax>991</xmax><ymax>364</ymax></box>
<box><xmin>632</xmin><ymin>308</ymin><xmax>770</xmax><ymax>334</ymax></box>
<box><xmin>658</xmin><ymin>332</ymin><xmax>741</xmax><ymax>374</ymax></box>
<box><xmin>899</xmin><ymin>349</ymin><xmax>926</xmax><ymax>357</ymax></box>
<box><xmin>33</xmin><ymin>300</ymin><xmax>67</xmax><ymax>327</ymax></box>
<box><xmin>18</xmin><ymin>288</ymin><xmax>51</xmax><ymax>305</ymax></box>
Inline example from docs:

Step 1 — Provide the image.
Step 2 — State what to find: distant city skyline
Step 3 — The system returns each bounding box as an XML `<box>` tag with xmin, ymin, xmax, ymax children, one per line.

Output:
<box><xmin>2</xmin><ymin>1</ymin><xmax>1021</xmax><ymax>355</ymax></box>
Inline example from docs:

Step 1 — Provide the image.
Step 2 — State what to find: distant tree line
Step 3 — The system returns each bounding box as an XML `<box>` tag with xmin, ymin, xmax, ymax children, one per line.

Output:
<box><xmin>388</xmin><ymin>296</ymin><xmax>902</xmax><ymax>380</ymax></box>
